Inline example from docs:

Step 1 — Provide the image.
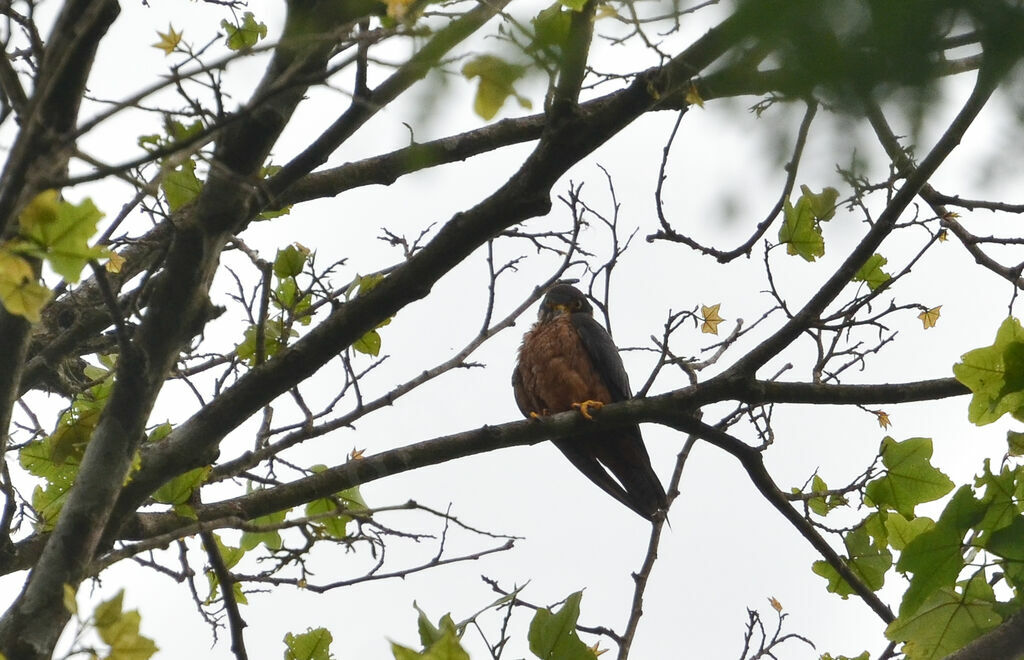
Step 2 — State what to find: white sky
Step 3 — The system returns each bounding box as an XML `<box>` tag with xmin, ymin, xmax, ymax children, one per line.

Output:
<box><xmin>2</xmin><ymin>1</ymin><xmax>1022</xmax><ymax>658</ymax></box>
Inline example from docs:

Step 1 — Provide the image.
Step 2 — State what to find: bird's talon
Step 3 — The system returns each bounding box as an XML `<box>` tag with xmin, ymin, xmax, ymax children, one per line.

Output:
<box><xmin>572</xmin><ymin>400</ymin><xmax>604</xmax><ymax>420</ymax></box>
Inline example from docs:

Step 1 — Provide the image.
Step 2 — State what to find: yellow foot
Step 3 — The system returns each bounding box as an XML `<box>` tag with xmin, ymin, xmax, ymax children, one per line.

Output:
<box><xmin>529</xmin><ymin>410</ymin><xmax>549</xmax><ymax>420</ymax></box>
<box><xmin>572</xmin><ymin>400</ymin><xmax>605</xmax><ymax>420</ymax></box>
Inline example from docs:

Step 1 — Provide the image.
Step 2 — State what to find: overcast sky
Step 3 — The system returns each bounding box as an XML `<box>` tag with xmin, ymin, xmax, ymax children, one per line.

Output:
<box><xmin>3</xmin><ymin>2</ymin><xmax>1022</xmax><ymax>658</ymax></box>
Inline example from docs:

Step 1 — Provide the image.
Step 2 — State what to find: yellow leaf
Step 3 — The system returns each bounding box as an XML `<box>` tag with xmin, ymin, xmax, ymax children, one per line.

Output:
<box><xmin>0</xmin><ymin>250</ymin><xmax>51</xmax><ymax>322</ymax></box>
<box><xmin>63</xmin><ymin>584</ymin><xmax>78</xmax><ymax>615</ymax></box>
<box><xmin>768</xmin><ymin>596</ymin><xmax>783</xmax><ymax>612</ymax></box>
<box><xmin>349</xmin><ymin>448</ymin><xmax>366</xmax><ymax>461</ymax></box>
<box><xmin>105</xmin><ymin>251</ymin><xmax>125</xmax><ymax>273</ymax></box>
<box><xmin>700</xmin><ymin>303</ymin><xmax>724</xmax><ymax>335</ymax></box>
<box><xmin>685</xmin><ymin>83</ymin><xmax>704</xmax><ymax>108</ymax></box>
<box><xmin>937</xmin><ymin>229</ymin><xmax>948</xmax><ymax>242</ymax></box>
<box><xmin>875</xmin><ymin>411</ymin><xmax>892</xmax><ymax>429</ymax></box>
<box><xmin>152</xmin><ymin>24</ymin><xmax>182</xmax><ymax>55</ymax></box>
<box><xmin>590</xmin><ymin>642</ymin><xmax>608</xmax><ymax>656</ymax></box>
<box><xmin>380</xmin><ymin>0</ymin><xmax>414</xmax><ymax>19</ymax></box>
<box><xmin>918</xmin><ymin>306</ymin><xmax>941</xmax><ymax>329</ymax></box>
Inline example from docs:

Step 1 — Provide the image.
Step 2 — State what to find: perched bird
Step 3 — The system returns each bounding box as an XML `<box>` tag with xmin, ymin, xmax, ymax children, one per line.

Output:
<box><xmin>512</xmin><ymin>283</ymin><xmax>667</xmax><ymax>520</ymax></box>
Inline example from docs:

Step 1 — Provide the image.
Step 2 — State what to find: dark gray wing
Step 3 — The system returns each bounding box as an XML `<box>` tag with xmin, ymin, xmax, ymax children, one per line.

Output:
<box><xmin>565</xmin><ymin>311</ymin><xmax>667</xmax><ymax>519</ymax></box>
<box><xmin>569</xmin><ymin>313</ymin><xmax>632</xmax><ymax>401</ymax></box>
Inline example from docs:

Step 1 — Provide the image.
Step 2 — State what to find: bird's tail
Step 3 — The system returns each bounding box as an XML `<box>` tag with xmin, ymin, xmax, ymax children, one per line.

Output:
<box><xmin>555</xmin><ymin>426</ymin><xmax>667</xmax><ymax>520</ymax></box>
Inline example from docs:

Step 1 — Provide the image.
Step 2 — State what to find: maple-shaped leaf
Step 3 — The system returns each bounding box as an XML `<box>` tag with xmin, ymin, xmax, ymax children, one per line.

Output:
<box><xmin>778</xmin><ymin>186</ymin><xmax>839</xmax><ymax>261</ymax></box>
<box><xmin>885</xmin><ymin>576</ymin><xmax>1001</xmax><ymax>659</ymax></box>
<box><xmin>895</xmin><ymin>486</ymin><xmax>985</xmax><ymax>618</ymax></box>
<box><xmin>0</xmin><ymin>249</ymin><xmax>51</xmax><ymax>322</ymax></box>
<box><xmin>528</xmin><ymin>591</ymin><xmax>597</xmax><ymax>660</ymax></box>
<box><xmin>779</xmin><ymin>198</ymin><xmax>823</xmax><ymax>261</ymax></box>
<box><xmin>461</xmin><ymin>55</ymin><xmax>532</xmax><ymax>120</ymax></box>
<box><xmin>812</xmin><ymin>524</ymin><xmax>892</xmax><ymax>598</ymax></box>
<box><xmin>918</xmin><ymin>306</ymin><xmax>941</xmax><ymax>329</ymax></box>
<box><xmin>883</xmin><ymin>513</ymin><xmax>934</xmax><ymax>551</ymax></box>
<box><xmin>865</xmin><ymin>437</ymin><xmax>953</xmax><ymax>518</ymax></box>
<box><xmin>1008</xmin><ymin>430</ymin><xmax>1024</xmax><ymax>456</ymax></box>
<box><xmin>853</xmin><ymin>253</ymin><xmax>891</xmax><ymax>291</ymax></box>
<box><xmin>16</xmin><ymin>190</ymin><xmax>106</xmax><ymax>283</ymax></box>
<box><xmin>274</xmin><ymin>244</ymin><xmax>310</xmax><ymax>279</ymax></box>
<box><xmin>94</xmin><ymin>590</ymin><xmax>159</xmax><ymax>660</ymax></box>
<box><xmin>875</xmin><ymin>410</ymin><xmax>891</xmax><ymax>429</ymax></box>
<box><xmin>391</xmin><ymin>630</ymin><xmax>470</xmax><ymax>660</ymax></box>
<box><xmin>152</xmin><ymin>24</ymin><xmax>182</xmax><ymax>54</ymax></box>
<box><xmin>532</xmin><ymin>4</ymin><xmax>571</xmax><ymax>50</ymax></box>
<box><xmin>221</xmin><ymin>12</ymin><xmax>267</xmax><ymax>51</ymax></box>
<box><xmin>105</xmin><ymin>251</ymin><xmax>125</xmax><ymax>273</ymax></box>
<box><xmin>162</xmin><ymin>158</ymin><xmax>202</xmax><ymax>211</ymax></box>
<box><xmin>953</xmin><ymin>316</ymin><xmax>1024</xmax><ymax>425</ymax></box>
<box><xmin>284</xmin><ymin>628</ymin><xmax>334</xmax><ymax>660</ymax></box>
<box><xmin>700</xmin><ymin>303</ymin><xmax>723</xmax><ymax>334</ymax></box>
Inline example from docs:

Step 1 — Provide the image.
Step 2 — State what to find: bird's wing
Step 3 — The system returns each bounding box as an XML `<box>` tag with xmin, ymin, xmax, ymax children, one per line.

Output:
<box><xmin>569</xmin><ymin>313</ymin><xmax>632</xmax><ymax>401</ymax></box>
<box><xmin>511</xmin><ymin>367</ymin><xmax>532</xmax><ymax>417</ymax></box>
<box><xmin>568</xmin><ymin>312</ymin><xmax>667</xmax><ymax>518</ymax></box>
<box><xmin>552</xmin><ymin>436</ymin><xmax>657</xmax><ymax>520</ymax></box>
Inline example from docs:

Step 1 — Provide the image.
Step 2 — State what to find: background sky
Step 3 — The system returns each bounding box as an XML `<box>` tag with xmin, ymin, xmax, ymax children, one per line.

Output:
<box><xmin>3</xmin><ymin>1</ymin><xmax>1022</xmax><ymax>658</ymax></box>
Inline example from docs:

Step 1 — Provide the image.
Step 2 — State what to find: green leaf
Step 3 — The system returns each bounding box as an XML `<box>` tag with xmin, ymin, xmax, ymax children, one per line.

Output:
<box><xmin>353</xmin><ymin>329</ymin><xmax>382</xmax><ymax>356</ymax></box>
<box><xmin>801</xmin><ymin>474</ymin><xmax>846</xmax><ymax>516</ymax></box>
<box><xmin>16</xmin><ymin>192</ymin><xmax>106</xmax><ymax>283</ymax></box>
<box><xmin>865</xmin><ymin>437</ymin><xmax>954</xmax><ymax>518</ymax></box>
<box><xmin>235</xmin><ymin>318</ymin><xmax>296</xmax><ymax>365</ymax></box>
<box><xmin>274</xmin><ymin>244</ymin><xmax>309</xmax><ymax>279</ymax></box>
<box><xmin>305</xmin><ymin>484</ymin><xmax>367</xmax><ymax>539</ymax></box>
<box><xmin>414</xmin><ymin>604</ymin><xmax>460</xmax><ymax>648</ymax></box>
<box><xmin>152</xmin><ymin>466</ymin><xmax>211</xmax><ymax>506</ymax></box>
<box><xmin>391</xmin><ymin>630</ymin><xmax>470</xmax><ymax>660</ymax></box>
<box><xmin>99</xmin><ymin>607</ymin><xmax>159</xmax><ymax>660</ymax></box>
<box><xmin>852</xmin><ymin>253</ymin><xmax>891</xmax><ymax>291</ymax></box>
<box><xmin>284</xmin><ymin>627</ymin><xmax>334</xmax><ymax>660</ymax></box>
<box><xmin>800</xmin><ymin>184</ymin><xmax>839</xmax><ymax>220</ymax></box>
<box><xmin>461</xmin><ymin>55</ymin><xmax>531</xmax><ymax>120</ymax></box>
<box><xmin>528</xmin><ymin>592</ymin><xmax>596</xmax><ymax>660</ymax></box>
<box><xmin>221</xmin><ymin>11</ymin><xmax>267</xmax><ymax>50</ymax></box>
<box><xmin>94</xmin><ymin>590</ymin><xmax>124</xmax><ymax>628</ymax></box>
<box><xmin>777</xmin><ymin>186</ymin><xmax>839</xmax><ymax>261</ymax></box>
<box><xmin>1008</xmin><ymin>430</ymin><xmax>1024</xmax><ymax>456</ymax></box>
<box><xmin>532</xmin><ymin>4</ymin><xmax>571</xmax><ymax>49</ymax></box>
<box><xmin>954</xmin><ymin>317</ymin><xmax>1024</xmax><ymax>425</ymax></box>
<box><xmin>779</xmin><ymin>197</ymin><xmax>824</xmax><ymax>261</ymax></box>
<box><xmin>896</xmin><ymin>524</ymin><xmax>965</xmax><ymax>618</ymax></box>
<box><xmin>240</xmin><ymin>507</ymin><xmax>288</xmax><ymax>551</ymax></box>
<box><xmin>894</xmin><ymin>487</ymin><xmax>984</xmax><ymax>618</ymax></box>
<box><xmin>984</xmin><ymin>514</ymin><xmax>1024</xmax><ymax>561</ymax></box>
<box><xmin>974</xmin><ymin>460</ymin><xmax>1018</xmax><ymax>537</ymax></box>
<box><xmin>0</xmin><ymin>248</ymin><xmax>52</xmax><ymax>323</ymax></box>
<box><xmin>885</xmin><ymin>576</ymin><xmax>1001</xmax><ymax>659</ymax></box>
<box><xmin>883</xmin><ymin>513</ymin><xmax>935</xmax><ymax>551</ymax></box>
<box><xmin>162</xmin><ymin>158</ymin><xmax>203</xmax><ymax>211</ymax></box>
<box><xmin>812</xmin><ymin>525</ymin><xmax>891</xmax><ymax>598</ymax></box>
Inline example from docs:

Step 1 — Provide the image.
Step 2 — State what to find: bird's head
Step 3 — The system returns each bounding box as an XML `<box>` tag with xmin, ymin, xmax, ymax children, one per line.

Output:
<box><xmin>538</xmin><ymin>284</ymin><xmax>593</xmax><ymax>322</ymax></box>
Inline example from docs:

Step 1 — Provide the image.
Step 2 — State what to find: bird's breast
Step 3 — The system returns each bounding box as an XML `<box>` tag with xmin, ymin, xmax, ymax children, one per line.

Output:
<box><xmin>515</xmin><ymin>315</ymin><xmax>613</xmax><ymax>414</ymax></box>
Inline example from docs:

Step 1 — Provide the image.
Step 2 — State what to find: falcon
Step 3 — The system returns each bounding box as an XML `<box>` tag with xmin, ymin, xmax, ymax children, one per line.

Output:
<box><xmin>512</xmin><ymin>283</ymin><xmax>667</xmax><ymax>520</ymax></box>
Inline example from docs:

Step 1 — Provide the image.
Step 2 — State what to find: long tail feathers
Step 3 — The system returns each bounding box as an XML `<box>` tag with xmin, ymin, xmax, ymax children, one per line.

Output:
<box><xmin>554</xmin><ymin>426</ymin><xmax>667</xmax><ymax>520</ymax></box>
